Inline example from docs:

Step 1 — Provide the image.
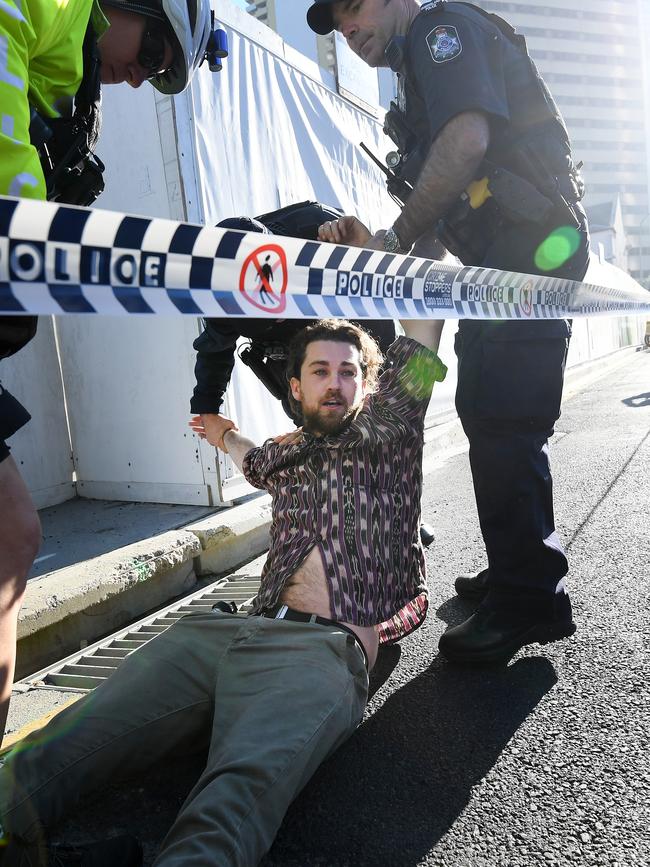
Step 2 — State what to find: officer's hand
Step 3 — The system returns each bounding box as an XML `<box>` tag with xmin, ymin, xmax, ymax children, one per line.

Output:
<box><xmin>411</xmin><ymin>230</ymin><xmax>449</xmax><ymax>261</ymax></box>
<box><xmin>318</xmin><ymin>216</ymin><xmax>371</xmax><ymax>247</ymax></box>
<box><xmin>365</xmin><ymin>229</ymin><xmax>388</xmax><ymax>251</ymax></box>
<box><xmin>273</xmin><ymin>429</ymin><xmax>303</xmax><ymax>447</ymax></box>
<box><xmin>189</xmin><ymin>414</ymin><xmax>238</xmax><ymax>450</ymax></box>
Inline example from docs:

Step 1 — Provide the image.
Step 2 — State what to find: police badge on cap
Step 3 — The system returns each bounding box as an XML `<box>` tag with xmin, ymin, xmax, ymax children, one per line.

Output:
<box><xmin>426</xmin><ymin>24</ymin><xmax>462</xmax><ymax>63</ymax></box>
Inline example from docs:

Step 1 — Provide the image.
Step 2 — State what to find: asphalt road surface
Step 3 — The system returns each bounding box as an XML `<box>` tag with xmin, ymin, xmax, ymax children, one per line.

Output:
<box><xmin>57</xmin><ymin>350</ymin><xmax>649</xmax><ymax>867</ymax></box>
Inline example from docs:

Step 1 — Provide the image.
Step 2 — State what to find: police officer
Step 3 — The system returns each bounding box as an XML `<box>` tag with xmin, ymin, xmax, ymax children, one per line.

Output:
<box><xmin>307</xmin><ymin>0</ymin><xmax>590</xmax><ymax>665</ymax></box>
<box><xmin>0</xmin><ymin>0</ymin><xmax>222</xmax><ymax>803</ymax></box>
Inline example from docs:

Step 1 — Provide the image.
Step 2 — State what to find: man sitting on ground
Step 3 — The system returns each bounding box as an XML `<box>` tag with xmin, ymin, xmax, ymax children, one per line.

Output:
<box><xmin>0</xmin><ymin>316</ymin><xmax>445</xmax><ymax>867</ymax></box>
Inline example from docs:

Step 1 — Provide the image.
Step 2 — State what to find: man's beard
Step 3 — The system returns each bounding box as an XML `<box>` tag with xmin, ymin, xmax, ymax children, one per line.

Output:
<box><xmin>302</xmin><ymin>399</ymin><xmax>359</xmax><ymax>436</ymax></box>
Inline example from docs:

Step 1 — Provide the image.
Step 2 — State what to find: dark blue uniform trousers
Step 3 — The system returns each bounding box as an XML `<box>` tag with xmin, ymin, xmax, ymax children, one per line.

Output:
<box><xmin>455</xmin><ymin>319</ymin><xmax>570</xmax><ymax>600</ymax></box>
<box><xmin>455</xmin><ymin>215</ymin><xmax>590</xmax><ymax>604</ymax></box>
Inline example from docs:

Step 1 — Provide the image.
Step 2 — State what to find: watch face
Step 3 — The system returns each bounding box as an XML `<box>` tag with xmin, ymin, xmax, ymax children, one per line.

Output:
<box><xmin>384</xmin><ymin>228</ymin><xmax>400</xmax><ymax>253</ymax></box>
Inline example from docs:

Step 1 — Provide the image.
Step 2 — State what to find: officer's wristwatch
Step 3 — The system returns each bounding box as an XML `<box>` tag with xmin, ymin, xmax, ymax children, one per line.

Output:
<box><xmin>383</xmin><ymin>226</ymin><xmax>408</xmax><ymax>254</ymax></box>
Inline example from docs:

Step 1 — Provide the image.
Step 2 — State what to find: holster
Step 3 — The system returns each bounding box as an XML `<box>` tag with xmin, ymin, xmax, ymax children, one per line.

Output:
<box><xmin>508</xmin><ymin>134</ymin><xmax>583</xmax><ymax>225</ymax></box>
<box><xmin>30</xmin><ymin>24</ymin><xmax>105</xmax><ymax>206</ymax></box>
<box><xmin>383</xmin><ymin>102</ymin><xmax>424</xmax><ymax>203</ymax></box>
<box><xmin>437</xmin><ymin>196</ymin><xmax>502</xmax><ymax>265</ymax></box>
<box><xmin>438</xmin><ymin>150</ymin><xmax>583</xmax><ymax>265</ymax></box>
<box><xmin>239</xmin><ymin>344</ymin><xmax>300</xmax><ymax>424</ymax></box>
<box><xmin>50</xmin><ymin>151</ymin><xmax>105</xmax><ymax>206</ymax></box>
<box><xmin>486</xmin><ymin>165</ymin><xmax>555</xmax><ymax>225</ymax></box>
<box><xmin>384</xmin><ymin>102</ymin><xmax>418</xmax><ymax>156</ymax></box>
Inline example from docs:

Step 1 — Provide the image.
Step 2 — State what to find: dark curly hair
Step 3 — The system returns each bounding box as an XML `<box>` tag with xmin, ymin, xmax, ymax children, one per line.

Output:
<box><xmin>286</xmin><ymin>319</ymin><xmax>384</xmax><ymax>420</ymax></box>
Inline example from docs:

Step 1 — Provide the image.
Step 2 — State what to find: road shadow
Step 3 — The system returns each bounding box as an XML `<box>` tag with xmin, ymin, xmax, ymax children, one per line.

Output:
<box><xmin>261</xmin><ymin>654</ymin><xmax>557</xmax><ymax>867</ymax></box>
<box><xmin>435</xmin><ymin>593</ymin><xmax>480</xmax><ymax>630</ymax></box>
<box><xmin>368</xmin><ymin>642</ymin><xmax>402</xmax><ymax>700</ymax></box>
<box><xmin>622</xmin><ymin>392</ymin><xmax>650</xmax><ymax>408</ymax></box>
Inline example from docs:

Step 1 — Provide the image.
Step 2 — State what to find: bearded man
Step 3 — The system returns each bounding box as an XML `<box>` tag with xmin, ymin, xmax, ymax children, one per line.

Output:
<box><xmin>0</xmin><ymin>317</ymin><xmax>446</xmax><ymax>867</ymax></box>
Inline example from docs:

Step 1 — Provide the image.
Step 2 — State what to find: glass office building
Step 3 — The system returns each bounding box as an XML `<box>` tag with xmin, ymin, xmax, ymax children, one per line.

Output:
<box><xmin>481</xmin><ymin>0</ymin><xmax>650</xmax><ymax>285</ymax></box>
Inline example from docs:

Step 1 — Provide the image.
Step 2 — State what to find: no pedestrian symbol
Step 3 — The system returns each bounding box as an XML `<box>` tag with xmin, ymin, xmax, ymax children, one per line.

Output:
<box><xmin>520</xmin><ymin>280</ymin><xmax>533</xmax><ymax>317</ymax></box>
<box><xmin>239</xmin><ymin>244</ymin><xmax>288</xmax><ymax>313</ymax></box>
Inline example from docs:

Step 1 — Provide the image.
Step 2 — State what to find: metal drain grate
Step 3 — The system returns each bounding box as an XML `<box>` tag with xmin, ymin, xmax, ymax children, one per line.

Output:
<box><xmin>20</xmin><ymin>571</ymin><xmax>262</xmax><ymax>693</ymax></box>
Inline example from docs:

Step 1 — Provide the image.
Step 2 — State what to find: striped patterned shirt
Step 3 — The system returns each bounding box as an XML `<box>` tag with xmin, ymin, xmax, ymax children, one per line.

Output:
<box><xmin>243</xmin><ymin>337</ymin><xmax>447</xmax><ymax>643</ymax></box>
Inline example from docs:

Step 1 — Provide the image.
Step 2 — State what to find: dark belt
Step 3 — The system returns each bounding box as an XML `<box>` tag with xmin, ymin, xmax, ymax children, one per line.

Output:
<box><xmin>257</xmin><ymin>603</ymin><xmax>369</xmax><ymax>669</ymax></box>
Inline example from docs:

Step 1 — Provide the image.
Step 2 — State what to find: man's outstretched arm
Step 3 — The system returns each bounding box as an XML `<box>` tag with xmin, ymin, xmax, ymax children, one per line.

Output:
<box><xmin>393</xmin><ymin>111</ymin><xmax>489</xmax><ymax>251</ymax></box>
<box><xmin>222</xmin><ymin>429</ymin><xmax>258</xmax><ymax>474</ymax></box>
<box><xmin>400</xmin><ymin>320</ymin><xmax>444</xmax><ymax>354</ymax></box>
<box><xmin>317</xmin><ymin>218</ymin><xmax>444</xmax><ymax>353</ymax></box>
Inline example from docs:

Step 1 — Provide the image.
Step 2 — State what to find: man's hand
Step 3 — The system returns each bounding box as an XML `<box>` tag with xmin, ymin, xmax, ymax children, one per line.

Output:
<box><xmin>189</xmin><ymin>414</ymin><xmax>238</xmax><ymax>451</ymax></box>
<box><xmin>411</xmin><ymin>229</ymin><xmax>449</xmax><ymax>262</ymax></box>
<box><xmin>364</xmin><ymin>229</ymin><xmax>388</xmax><ymax>251</ymax></box>
<box><xmin>318</xmin><ymin>216</ymin><xmax>373</xmax><ymax>248</ymax></box>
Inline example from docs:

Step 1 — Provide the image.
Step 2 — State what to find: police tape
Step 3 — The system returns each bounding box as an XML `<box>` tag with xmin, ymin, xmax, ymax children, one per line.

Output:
<box><xmin>1</xmin><ymin>195</ymin><xmax>649</xmax><ymax>320</ymax></box>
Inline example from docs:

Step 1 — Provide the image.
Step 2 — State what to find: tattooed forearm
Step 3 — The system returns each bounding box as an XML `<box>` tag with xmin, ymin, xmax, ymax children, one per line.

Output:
<box><xmin>393</xmin><ymin>111</ymin><xmax>490</xmax><ymax>249</ymax></box>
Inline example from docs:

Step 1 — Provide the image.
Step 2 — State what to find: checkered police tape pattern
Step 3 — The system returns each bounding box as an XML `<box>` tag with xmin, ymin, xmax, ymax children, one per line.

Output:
<box><xmin>1</xmin><ymin>196</ymin><xmax>649</xmax><ymax>319</ymax></box>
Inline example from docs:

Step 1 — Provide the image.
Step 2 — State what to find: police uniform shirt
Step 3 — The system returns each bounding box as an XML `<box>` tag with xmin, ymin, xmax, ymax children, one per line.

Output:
<box><xmin>401</xmin><ymin>2</ymin><xmax>567</xmax><ymax>168</ymax></box>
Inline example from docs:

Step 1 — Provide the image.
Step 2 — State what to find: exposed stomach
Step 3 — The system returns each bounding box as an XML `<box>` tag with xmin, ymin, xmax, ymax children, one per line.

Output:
<box><xmin>279</xmin><ymin>546</ymin><xmax>379</xmax><ymax>671</ymax></box>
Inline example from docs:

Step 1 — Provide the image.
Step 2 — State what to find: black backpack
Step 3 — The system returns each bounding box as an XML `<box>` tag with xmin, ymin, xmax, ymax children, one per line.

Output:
<box><xmin>255</xmin><ymin>201</ymin><xmax>343</xmax><ymax>240</ymax></box>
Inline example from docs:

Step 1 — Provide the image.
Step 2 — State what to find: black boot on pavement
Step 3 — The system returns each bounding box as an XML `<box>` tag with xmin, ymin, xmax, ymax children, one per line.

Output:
<box><xmin>0</xmin><ymin>834</ymin><xmax>142</xmax><ymax>867</ymax></box>
<box><xmin>454</xmin><ymin>567</ymin><xmax>489</xmax><ymax>601</ymax></box>
<box><xmin>419</xmin><ymin>522</ymin><xmax>436</xmax><ymax>548</ymax></box>
<box><xmin>438</xmin><ymin>590</ymin><xmax>577</xmax><ymax>665</ymax></box>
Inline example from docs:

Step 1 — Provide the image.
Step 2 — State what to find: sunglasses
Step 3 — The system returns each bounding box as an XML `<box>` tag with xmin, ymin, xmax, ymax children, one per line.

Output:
<box><xmin>138</xmin><ymin>21</ymin><xmax>173</xmax><ymax>77</ymax></box>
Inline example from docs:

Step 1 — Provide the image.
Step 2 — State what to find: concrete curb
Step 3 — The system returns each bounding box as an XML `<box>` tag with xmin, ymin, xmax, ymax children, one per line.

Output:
<box><xmin>17</xmin><ymin>499</ymin><xmax>272</xmax><ymax>678</ymax></box>
<box><xmin>16</xmin><ymin>344</ymin><xmax>642</xmax><ymax>678</ymax></box>
<box><xmin>17</xmin><ymin>531</ymin><xmax>201</xmax><ymax>679</ymax></box>
<box><xmin>187</xmin><ymin>497</ymin><xmax>272</xmax><ymax>577</ymax></box>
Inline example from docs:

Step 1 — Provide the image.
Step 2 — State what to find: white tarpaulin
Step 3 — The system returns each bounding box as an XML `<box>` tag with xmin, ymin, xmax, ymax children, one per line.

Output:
<box><xmin>188</xmin><ymin>19</ymin><xmax>400</xmax><ymax>230</ymax></box>
<box><xmin>1</xmin><ymin>0</ymin><xmax>646</xmax><ymax>507</ymax></box>
<box><xmin>183</xmin><ymin>11</ymin><xmax>404</xmax><ymax>491</ymax></box>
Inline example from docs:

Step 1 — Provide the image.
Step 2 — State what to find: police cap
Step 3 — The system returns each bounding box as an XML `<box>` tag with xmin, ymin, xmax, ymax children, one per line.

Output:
<box><xmin>306</xmin><ymin>0</ymin><xmax>337</xmax><ymax>35</ymax></box>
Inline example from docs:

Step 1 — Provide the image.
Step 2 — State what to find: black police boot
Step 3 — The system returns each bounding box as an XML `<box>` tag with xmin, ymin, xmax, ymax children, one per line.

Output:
<box><xmin>419</xmin><ymin>523</ymin><xmax>435</xmax><ymax>548</ymax></box>
<box><xmin>438</xmin><ymin>590</ymin><xmax>577</xmax><ymax>665</ymax></box>
<box><xmin>211</xmin><ymin>600</ymin><xmax>238</xmax><ymax>614</ymax></box>
<box><xmin>0</xmin><ymin>834</ymin><xmax>142</xmax><ymax>867</ymax></box>
<box><xmin>454</xmin><ymin>567</ymin><xmax>489</xmax><ymax>600</ymax></box>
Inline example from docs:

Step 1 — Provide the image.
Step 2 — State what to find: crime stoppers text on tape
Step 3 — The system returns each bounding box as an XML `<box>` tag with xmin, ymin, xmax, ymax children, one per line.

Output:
<box><xmin>1</xmin><ymin>195</ymin><xmax>649</xmax><ymax>319</ymax></box>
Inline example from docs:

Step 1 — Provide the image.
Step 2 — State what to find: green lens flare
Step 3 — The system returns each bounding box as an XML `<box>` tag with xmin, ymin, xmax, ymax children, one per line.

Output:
<box><xmin>534</xmin><ymin>226</ymin><xmax>581</xmax><ymax>272</ymax></box>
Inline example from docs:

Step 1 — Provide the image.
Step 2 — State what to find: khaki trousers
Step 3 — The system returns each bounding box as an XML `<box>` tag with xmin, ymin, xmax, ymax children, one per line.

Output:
<box><xmin>0</xmin><ymin>612</ymin><xmax>368</xmax><ymax>865</ymax></box>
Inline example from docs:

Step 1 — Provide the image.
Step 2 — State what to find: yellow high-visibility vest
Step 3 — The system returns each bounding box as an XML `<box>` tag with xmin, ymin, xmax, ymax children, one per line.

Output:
<box><xmin>0</xmin><ymin>0</ymin><xmax>107</xmax><ymax>199</ymax></box>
